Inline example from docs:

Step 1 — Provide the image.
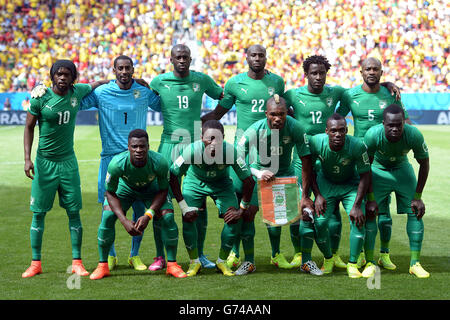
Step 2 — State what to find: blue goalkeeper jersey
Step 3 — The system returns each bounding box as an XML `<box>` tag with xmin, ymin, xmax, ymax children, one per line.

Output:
<box><xmin>81</xmin><ymin>80</ymin><xmax>161</xmax><ymax>157</ymax></box>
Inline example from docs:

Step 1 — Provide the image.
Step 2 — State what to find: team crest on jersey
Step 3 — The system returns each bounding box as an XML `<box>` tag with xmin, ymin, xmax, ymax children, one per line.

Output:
<box><xmin>422</xmin><ymin>142</ymin><xmax>428</xmax><ymax>153</ymax></box>
<box><xmin>71</xmin><ymin>97</ymin><xmax>78</xmax><ymax>108</ymax></box>
<box><xmin>192</xmin><ymin>83</ymin><xmax>200</xmax><ymax>92</ymax></box>
<box><xmin>362</xmin><ymin>152</ymin><xmax>370</xmax><ymax>165</ymax></box>
<box><xmin>236</xmin><ymin>157</ymin><xmax>246</xmax><ymax>169</ymax></box>
<box><xmin>105</xmin><ymin>173</ymin><xmax>111</xmax><ymax>184</ymax></box>
<box><xmin>340</xmin><ymin>158</ymin><xmax>351</xmax><ymax>166</ymax></box>
<box><xmin>268</xmin><ymin>87</ymin><xmax>275</xmax><ymax>96</ymax></box>
<box><xmin>327</xmin><ymin>97</ymin><xmax>333</xmax><ymax>107</ymax></box>
<box><xmin>217</xmin><ymin>164</ymin><xmax>226</xmax><ymax>170</ymax></box>
<box><xmin>133</xmin><ymin>89</ymin><xmax>141</xmax><ymax>99</ymax></box>
<box><xmin>175</xmin><ymin>155</ymin><xmax>185</xmax><ymax>167</ymax></box>
<box><xmin>148</xmin><ymin>174</ymin><xmax>155</xmax><ymax>182</ymax></box>
<box><xmin>379</xmin><ymin>100</ymin><xmax>387</xmax><ymax>109</ymax></box>
<box><xmin>282</xmin><ymin>136</ymin><xmax>291</xmax><ymax>144</ymax></box>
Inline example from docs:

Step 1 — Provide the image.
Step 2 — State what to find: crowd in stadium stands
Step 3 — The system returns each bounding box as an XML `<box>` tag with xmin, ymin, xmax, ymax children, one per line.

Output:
<box><xmin>0</xmin><ymin>0</ymin><xmax>448</xmax><ymax>95</ymax></box>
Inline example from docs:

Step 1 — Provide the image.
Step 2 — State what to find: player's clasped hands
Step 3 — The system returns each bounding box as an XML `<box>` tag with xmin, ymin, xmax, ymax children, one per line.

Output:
<box><xmin>223</xmin><ymin>207</ymin><xmax>242</xmax><ymax>224</ymax></box>
<box><xmin>122</xmin><ymin>218</ymin><xmax>142</xmax><ymax>236</ymax></box>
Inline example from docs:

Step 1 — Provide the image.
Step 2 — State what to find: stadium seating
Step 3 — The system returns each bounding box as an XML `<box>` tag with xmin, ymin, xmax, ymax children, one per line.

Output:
<box><xmin>0</xmin><ymin>0</ymin><xmax>448</xmax><ymax>93</ymax></box>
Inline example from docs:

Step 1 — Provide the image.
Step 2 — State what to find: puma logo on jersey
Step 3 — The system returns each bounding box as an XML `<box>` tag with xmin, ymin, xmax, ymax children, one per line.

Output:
<box><xmin>241</xmin><ymin>88</ymin><xmax>248</xmax><ymax>94</ymax></box>
<box><xmin>353</xmin><ymin>100</ymin><xmax>361</xmax><ymax>106</ymax></box>
<box><xmin>164</xmin><ymin>85</ymin><xmax>171</xmax><ymax>91</ymax></box>
<box><xmin>44</xmin><ymin>104</ymin><xmax>53</xmax><ymax>111</ymax></box>
<box><xmin>298</xmin><ymin>100</ymin><xmax>306</xmax><ymax>106</ymax></box>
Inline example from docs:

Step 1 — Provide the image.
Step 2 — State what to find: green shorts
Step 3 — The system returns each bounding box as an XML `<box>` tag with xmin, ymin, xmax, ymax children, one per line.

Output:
<box><xmin>103</xmin><ymin>179</ymin><xmax>173</xmax><ymax>212</ymax></box>
<box><xmin>158</xmin><ymin>141</ymin><xmax>189</xmax><ymax>167</ymax></box>
<box><xmin>30</xmin><ymin>156</ymin><xmax>82</xmax><ymax>213</ymax></box>
<box><xmin>182</xmin><ymin>175</ymin><xmax>238</xmax><ymax>217</ymax></box>
<box><xmin>316</xmin><ymin>172</ymin><xmax>365</xmax><ymax>220</ymax></box>
<box><xmin>230</xmin><ymin>168</ymin><xmax>259</xmax><ymax>206</ymax></box>
<box><xmin>372</xmin><ymin>164</ymin><xmax>416</xmax><ymax>214</ymax></box>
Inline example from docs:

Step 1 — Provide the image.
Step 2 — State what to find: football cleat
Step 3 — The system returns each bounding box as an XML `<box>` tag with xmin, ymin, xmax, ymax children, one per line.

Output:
<box><xmin>166</xmin><ymin>262</ymin><xmax>187</xmax><ymax>278</ymax></box>
<box><xmin>378</xmin><ymin>253</ymin><xmax>397</xmax><ymax>270</ymax></box>
<box><xmin>90</xmin><ymin>262</ymin><xmax>110</xmax><ymax>280</ymax></box>
<box><xmin>290</xmin><ymin>252</ymin><xmax>302</xmax><ymax>268</ymax></box>
<box><xmin>148</xmin><ymin>256</ymin><xmax>166</xmax><ymax>271</ymax></box>
<box><xmin>108</xmin><ymin>255</ymin><xmax>118</xmax><ymax>271</ymax></box>
<box><xmin>347</xmin><ymin>262</ymin><xmax>362</xmax><ymax>278</ymax></box>
<box><xmin>234</xmin><ymin>261</ymin><xmax>256</xmax><ymax>276</ymax></box>
<box><xmin>226</xmin><ymin>251</ymin><xmax>241</xmax><ymax>269</ymax></box>
<box><xmin>362</xmin><ymin>262</ymin><xmax>377</xmax><ymax>278</ymax></box>
<box><xmin>409</xmin><ymin>262</ymin><xmax>430</xmax><ymax>278</ymax></box>
<box><xmin>216</xmin><ymin>261</ymin><xmax>235</xmax><ymax>276</ymax></box>
<box><xmin>199</xmin><ymin>254</ymin><xmax>216</xmax><ymax>269</ymax></box>
<box><xmin>128</xmin><ymin>256</ymin><xmax>147</xmax><ymax>271</ymax></box>
<box><xmin>356</xmin><ymin>252</ymin><xmax>366</xmax><ymax>268</ymax></box>
<box><xmin>333</xmin><ymin>254</ymin><xmax>347</xmax><ymax>269</ymax></box>
<box><xmin>321</xmin><ymin>257</ymin><xmax>334</xmax><ymax>274</ymax></box>
<box><xmin>22</xmin><ymin>261</ymin><xmax>42</xmax><ymax>278</ymax></box>
<box><xmin>186</xmin><ymin>261</ymin><xmax>202</xmax><ymax>277</ymax></box>
<box><xmin>72</xmin><ymin>259</ymin><xmax>89</xmax><ymax>276</ymax></box>
<box><xmin>301</xmin><ymin>260</ymin><xmax>324</xmax><ymax>276</ymax></box>
<box><xmin>270</xmin><ymin>253</ymin><xmax>293</xmax><ymax>269</ymax></box>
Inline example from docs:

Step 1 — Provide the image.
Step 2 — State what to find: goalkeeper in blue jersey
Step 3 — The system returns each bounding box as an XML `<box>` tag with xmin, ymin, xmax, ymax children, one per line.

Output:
<box><xmin>80</xmin><ymin>55</ymin><xmax>161</xmax><ymax>272</ymax></box>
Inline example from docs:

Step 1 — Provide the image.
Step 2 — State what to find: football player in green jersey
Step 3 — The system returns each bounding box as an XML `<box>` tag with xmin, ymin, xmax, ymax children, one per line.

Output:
<box><xmin>308</xmin><ymin>114</ymin><xmax>377</xmax><ymax>278</ymax></box>
<box><xmin>238</xmin><ymin>95</ymin><xmax>315</xmax><ymax>271</ymax></box>
<box><xmin>90</xmin><ymin>129</ymin><xmax>187</xmax><ymax>279</ymax></box>
<box><xmin>169</xmin><ymin>120</ymin><xmax>255</xmax><ymax>276</ymax></box>
<box><xmin>363</xmin><ymin>104</ymin><xmax>430</xmax><ymax>278</ymax></box>
<box><xmin>337</xmin><ymin>57</ymin><xmax>410</xmax><ymax>269</ymax></box>
<box><xmin>22</xmin><ymin>60</ymin><xmax>108</xmax><ymax>278</ymax></box>
<box><xmin>149</xmin><ymin>44</ymin><xmax>224</xmax><ymax>271</ymax></box>
<box><xmin>201</xmin><ymin>45</ymin><xmax>289</xmax><ymax>270</ymax></box>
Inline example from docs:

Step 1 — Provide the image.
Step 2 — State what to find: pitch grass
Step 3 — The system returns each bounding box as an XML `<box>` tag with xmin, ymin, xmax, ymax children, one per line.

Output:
<box><xmin>0</xmin><ymin>124</ymin><xmax>449</xmax><ymax>300</ymax></box>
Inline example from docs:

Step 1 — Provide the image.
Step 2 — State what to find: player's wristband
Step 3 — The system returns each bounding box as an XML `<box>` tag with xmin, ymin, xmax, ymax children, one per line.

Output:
<box><xmin>367</xmin><ymin>192</ymin><xmax>375</xmax><ymax>201</ymax></box>
<box><xmin>250</xmin><ymin>167</ymin><xmax>263</xmax><ymax>179</ymax></box>
<box><xmin>145</xmin><ymin>209</ymin><xmax>155</xmax><ymax>220</ymax></box>
<box><xmin>413</xmin><ymin>192</ymin><xmax>422</xmax><ymax>200</ymax></box>
<box><xmin>178</xmin><ymin>199</ymin><xmax>189</xmax><ymax>216</ymax></box>
<box><xmin>240</xmin><ymin>200</ymin><xmax>250</xmax><ymax>210</ymax></box>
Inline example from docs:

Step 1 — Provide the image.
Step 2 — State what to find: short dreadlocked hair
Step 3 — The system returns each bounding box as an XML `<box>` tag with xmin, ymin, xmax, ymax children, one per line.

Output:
<box><xmin>302</xmin><ymin>55</ymin><xmax>331</xmax><ymax>74</ymax></box>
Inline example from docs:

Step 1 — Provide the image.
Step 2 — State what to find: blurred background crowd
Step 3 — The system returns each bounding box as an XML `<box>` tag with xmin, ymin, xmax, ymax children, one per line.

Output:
<box><xmin>0</xmin><ymin>0</ymin><xmax>448</xmax><ymax>94</ymax></box>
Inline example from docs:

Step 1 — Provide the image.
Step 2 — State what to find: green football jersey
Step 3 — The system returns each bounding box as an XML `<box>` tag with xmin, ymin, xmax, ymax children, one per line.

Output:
<box><xmin>364</xmin><ymin>124</ymin><xmax>429</xmax><ymax>169</ymax></box>
<box><xmin>220</xmin><ymin>71</ymin><xmax>285</xmax><ymax>141</ymax></box>
<box><xmin>170</xmin><ymin>140</ymin><xmax>251</xmax><ymax>183</ymax></box>
<box><xmin>28</xmin><ymin>83</ymin><xmax>92</xmax><ymax>161</ymax></box>
<box><xmin>337</xmin><ymin>85</ymin><xmax>408</xmax><ymax>138</ymax></box>
<box><xmin>284</xmin><ymin>85</ymin><xmax>346</xmax><ymax>136</ymax></box>
<box><xmin>310</xmin><ymin>133</ymin><xmax>370</xmax><ymax>184</ymax></box>
<box><xmin>150</xmin><ymin>71</ymin><xmax>223</xmax><ymax>143</ymax></box>
<box><xmin>238</xmin><ymin>116</ymin><xmax>310</xmax><ymax>177</ymax></box>
<box><xmin>105</xmin><ymin>150</ymin><xmax>170</xmax><ymax>193</ymax></box>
